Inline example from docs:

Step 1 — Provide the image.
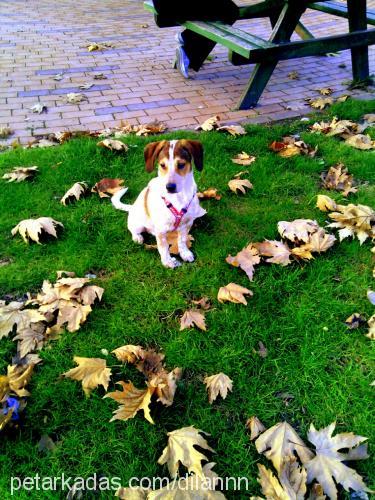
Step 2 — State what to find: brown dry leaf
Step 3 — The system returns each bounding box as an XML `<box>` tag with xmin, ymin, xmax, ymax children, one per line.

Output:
<box><xmin>63</xmin><ymin>356</ymin><xmax>111</xmax><ymax>396</ymax></box>
<box><xmin>345</xmin><ymin>313</ymin><xmax>367</xmax><ymax>329</ymax></box>
<box><xmin>217</xmin><ymin>282</ymin><xmax>253</xmax><ymax>305</ymax></box>
<box><xmin>253</xmin><ymin>240</ymin><xmax>292</xmax><ymax>266</ymax></box>
<box><xmin>279</xmin><ymin>457</ymin><xmax>308</xmax><ymax>500</ymax></box>
<box><xmin>316</xmin><ymin>194</ymin><xmax>338</xmax><ymax>212</ymax></box>
<box><xmin>345</xmin><ymin>133</ymin><xmax>375</xmax><ymax>150</ymax></box>
<box><xmin>66</xmin><ymin>93</ymin><xmax>87</xmax><ymax>104</ymax></box>
<box><xmin>0</xmin><ymin>127</ymin><xmax>13</xmax><ymax>138</ymax></box>
<box><xmin>30</xmin><ymin>103</ymin><xmax>47</xmax><ymax>114</ymax></box>
<box><xmin>197</xmin><ymin>188</ymin><xmax>221</xmax><ymax>200</ymax></box>
<box><xmin>151</xmin><ymin>367</ymin><xmax>182</xmax><ymax>407</ymax></box>
<box><xmin>93</xmin><ymin>73</ymin><xmax>107</xmax><ymax>80</ymax></box>
<box><xmin>278</xmin><ymin>219</ymin><xmax>319</xmax><ymax>243</ymax></box>
<box><xmin>60</xmin><ymin>182</ymin><xmax>88</xmax><ymax>205</ymax></box>
<box><xmin>308</xmin><ymin>483</ymin><xmax>326</xmax><ymax>499</ymax></box>
<box><xmin>56</xmin><ymin>303</ymin><xmax>92</xmax><ymax>332</ymax></box>
<box><xmin>228</xmin><ymin>178</ymin><xmax>253</xmax><ymax>194</ymax></box>
<box><xmin>97</xmin><ymin>139</ymin><xmax>128</xmax><ymax>152</ymax></box>
<box><xmin>204</xmin><ymin>372</ymin><xmax>233</xmax><ymax>404</ymax></box>
<box><xmin>308</xmin><ymin>229</ymin><xmax>336</xmax><ymax>253</ymax></box>
<box><xmin>217</xmin><ymin>124</ymin><xmax>246</xmax><ymax>136</ymax></box>
<box><xmin>104</xmin><ymin>381</ymin><xmax>155</xmax><ymax>424</ymax></box>
<box><xmin>270</xmin><ymin>137</ymin><xmax>317</xmax><ymax>157</ymax></box>
<box><xmin>305</xmin><ymin>422</ymin><xmax>371</xmax><ymax>500</ymax></box>
<box><xmin>91</xmin><ymin>178</ymin><xmax>125</xmax><ymax>198</ymax></box>
<box><xmin>157</xmin><ymin>426</ymin><xmax>215</xmax><ymax>478</ymax></box>
<box><xmin>257</xmin><ymin>464</ymin><xmax>289</xmax><ymax>500</ymax></box>
<box><xmin>326</xmin><ymin>202</ymin><xmax>375</xmax><ymax>244</ymax></box>
<box><xmin>87</xmin><ymin>42</ymin><xmax>113</xmax><ymax>51</ymax></box>
<box><xmin>7</xmin><ymin>363</ymin><xmax>34</xmax><ymax>397</ymax></box>
<box><xmin>336</xmin><ymin>94</ymin><xmax>349</xmax><ymax>103</ymax></box>
<box><xmin>0</xmin><ymin>301</ymin><xmax>45</xmax><ymax>339</ymax></box>
<box><xmin>134</xmin><ymin>121</ymin><xmax>167</xmax><ymax>136</ymax></box>
<box><xmin>307</xmin><ymin>97</ymin><xmax>333</xmax><ymax>110</ymax></box>
<box><xmin>11</xmin><ymin>217</ymin><xmax>63</xmax><ymax>244</ymax></box>
<box><xmin>180</xmin><ymin>310</ymin><xmax>206</xmax><ymax>331</ymax></box>
<box><xmin>79</xmin><ymin>83</ymin><xmax>94</xmax><ymax>90</ymax></box>
<box><xmin>135</xmin><ymin>349</ymin><xmax>165</xmax><ymax>379</ymax></box>
<box><xmin>226</xmin><ymin>244</ymin><xmax>260</xmax><ymax>281</ymax></box>
<box><xmin>291</xmin><ymin>244</ymin><xmax>314</xmax><ymax>261</ymax></box>
<box><xmin>320</xmin><ymin>163</ymin><xmax>357</xmax><ymax>197</ymax></box>
<box><xmin>232</xmin><ymin>152</ymin><xmax>256</xmax><ymax>166</ymax></box>
<box><xmin>246</xmin><ymin>416</ymin><xmax>266</xmax><ymax>440</ymax></box>
<box><xmin>318</xmin><ymin>87</ymin><xmax>333</xmax><ymax>96</ymax></box>
<box><xmin>79</xmin><ymin>285</ymin><xmax>104</xmax><ymax>305</ymax></box>
<box><xmin>310</xmin><ymin>117</ymin><xmax>359</xmax><ymax>137</ymax></box>
<box><xmin>366</xmin><ymin>314</ymin><xmax>375</xmax><ymax>340</ymax></box>
<box><xmin>2</xmin><ymin>166</ymin><xmax>39</xmax><ymax>183</ymax></box>
<box><xmin>195</xmin><ymin>115</ymin><xmax>220</xmax><ymax>132</ymax></box>
<box><xmin>148</xmin><ymin>463</ymin><xmax>226</xmax><ymax>499</ymax></box>
<box><xmin>255</xmin><ymin>421</ymin><xmax>314</xmax><ymax>474</ymax></box>
<box><xmin>13</xmin><ymin>322</ymin><xmax>45</xmax><ymax>358</ymax></box>
<box><xmin>191</xmin><ymin>296</ymin><xmax>211</xmax><ymax>310</ymax></box>
<box><xmin>288</xmin><ymin>71</ymin><xmax>300</xmax><ymax>80</ymax></box>
<box><xmin>112</xmin><ymin>345</ymin><xmax>145</xmax><ymax>364</ymax></box>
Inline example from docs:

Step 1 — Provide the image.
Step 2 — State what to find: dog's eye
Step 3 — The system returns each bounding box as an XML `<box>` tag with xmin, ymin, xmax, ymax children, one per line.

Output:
<box><xmin>160</xmin><ymin>163</ymin><xmax>167</xmax><ymax>170</ymax></box>
<box><xmin>177</xmin><ymin>163</ymin><xmax>185</xmax><ymax>170</ymax></box>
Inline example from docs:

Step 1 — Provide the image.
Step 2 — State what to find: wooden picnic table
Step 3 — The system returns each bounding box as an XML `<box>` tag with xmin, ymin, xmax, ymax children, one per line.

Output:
<box><xmin>144</xmin><ymin>0</ymin><xmax>375</xmax><ymax>109</ymax></box>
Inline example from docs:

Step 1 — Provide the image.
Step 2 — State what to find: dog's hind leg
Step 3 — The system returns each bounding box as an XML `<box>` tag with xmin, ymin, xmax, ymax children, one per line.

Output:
<box><xmin>156</xmin><ymin>232</ymin><xmax>181</xmax><ymax>269</ymax></box>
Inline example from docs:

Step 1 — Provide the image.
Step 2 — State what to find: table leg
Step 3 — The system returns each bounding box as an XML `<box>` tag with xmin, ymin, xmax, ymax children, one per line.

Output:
<box><xmin>348</xmin><ymin>0</ymin><xmax>369</xmax><ymax>81</ymax></box>
<box><xmin>237</xmin><ymin>2</ymin><xmax>307</xmax><ymax>109</ymax></box>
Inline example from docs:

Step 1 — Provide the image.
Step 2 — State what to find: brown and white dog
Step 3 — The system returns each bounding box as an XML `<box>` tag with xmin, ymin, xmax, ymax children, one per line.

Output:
<box><xmin>111</xmin><ymin>139</ymin><xmax>206</xmax><ymax>268</ymax></box>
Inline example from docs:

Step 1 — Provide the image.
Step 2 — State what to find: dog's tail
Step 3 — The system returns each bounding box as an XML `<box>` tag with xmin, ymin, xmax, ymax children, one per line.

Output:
<box><xmin>111</xmin><ymin>187</ymin><xmax>131</xmax><ymax>212</ymax></box>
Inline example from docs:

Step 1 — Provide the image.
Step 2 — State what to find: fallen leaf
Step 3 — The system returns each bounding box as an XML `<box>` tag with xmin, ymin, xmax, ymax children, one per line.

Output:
<box><xmin>60</xmin><ymin>182</ymin><xmax>88</xmax><ymax>205</ymax></box>
<box><xmin>345</xmin><ymin>134</ymin><xmax>375</xmax><ymax>150</ymax></box>
<box><xmin>167</xmin><ymin>231</ymin><xmax>194</xmax><ymax>255</ymax></box>
<box><xmin>56</xmin><ymin>303</ymin><xmax>92</xmax><ymax>332</ymax></box>
<box><xmin>7</xmin><ymin>363</ymin><xmax>34</xmax><ymax>397</ymax></box>
<box><xmin>254</xmin><ymin>341</ymin><xmax>268</xmax><ymax>358</ymax></box>
<box><xmin>38</xmin><ymin>434</ymin><xmax>56</xmax><ymax>453</ymax></box>
<box><xmin>217</xmin><ymin>282</ymin><xmax>253</xmax><ymax>305</ymax></box>
<box><xmin>291</xmin><ymin>243</ymin><xmax>314</xmax><ymax>261</ymax></box>
<box><xmin>104</xmin><ymin>381</ymin><xmax>155</xmax><ymax>424</ymax></box>
<box><xmin>255</xmin><ymin>421</ymin><xmax>314</xmax><ymax>474</ymax></box>
<box><xmin>66</xmin><ymin>93</ymin><xmax>87</xmax><ymax>104</ymax></box>
<box><xmin>257</xmin><ymin>464</ymin><xmax>289</xmax><ymax>500</ymax></box>
<box><xmin>13</xmin><ymin>322</ymin><xmax>45</xmax><ymax>358</ymax></box>
<box><xmin>306</xmin><ymin>97</ymin><xmax>333</xmax><ymax>110</ymax></box>
<box><xmin>197</xmin><ymin>188</ymin><xmax>221</xmax><ymax>200</ymax></box>
<box><xmin>246</xmin><ymin>416</ymin><xmax>266</xmax><ymax>440</ymax></box>
<box><xmin>2</xmin><ymin>166</ymin><xmax>38</xmax><ymax>182</ymax></box>
<box><xmin>321</xmin><ymin>163</ymin><xmax>357</xmax><ymax>197</ymax></box>
<box><xmin>134</xmin><ymin>121</ymin><xmax>167</xmax><ymax>136</ymax></box>
<box><xmin>345</xmin><ymin>313</ymin><xmax>367</xmax><ymax>329</ymax></box>
<box><xmin>91</xmin><ymin>178</ymin><xmax>125</xmax><ymax>198</ymax></box>
<box><xmin>191</xmin><ymin>297</ymin><xmax>211</xmax><ymax>310</ymax></box>
<box><xmin>63</xmin><ymin>356</ymin><xmax>111</xmax><ymax>396</ymax></box>
<box><xmin>87</xmin><ymin>42</ymin><xmax>113</xmax><ymax>51</ymax></box>
<box><xmin>288</xmin><ymin>71</ymin><xmax>300</xmax><ymax>80</ymax></box>
<box><xmin>270</xmin><ymin>137</ymin><xmax>317</xmax><ymax>157</ymax></box>
<box><xmin>326</xmin><ymin>202</ymin><xmax>375</xmax><ymax>244</ymax></box>
<box><xmin>305</xmin><ymin>422</ymin><xmax>371</xmax><ymax>500</ymax></box>
<box><xmin>11</xmin><ymin>217</ymin><xmax>63</xmax><ymax>244</ymax></box>
<box><xmin>30</xmin><ymin>103</ymin><xmax>47</xmax><ymax>114</ymax></box>
<box><xmin>0</xmin><ymin>127</ymin><xmax>13</xmax><ymax>138</ymax></box>
<box><xmin>318</xmin><ymin>87</ymin><xmax>333</xmax><ymax>95</ymax></box>
<box><xmin>253</xmin><ymin>240</ymin><xmax>292</xmax><ymax>266</ymax></box>
<box><xmin>228</xmin><ymin>178</ymin><xmax>253</xmax><ymax>194</ymax></box>
<box><xmin>195</xmin><ymin>115</ymin><xmax>220</xmax><ymax>132</ymax></box>
<box><xmin>97</xmin><ymin>139</ymin><xmax>128</xmax><ymax>152</ymax></box>
<box><xmin>308</xmin><ymin>229</ymin><xmax>336</xmax><ymax>253</ymax></box>
<box><xmin>316</xmin><ymin>194</ymin><xmax>338</xmax><ymax>212</ymax></box>
<box><xmin>226</xmin><ymin>244</ymin><xmax>260</xmax><ymax>281</ymax></box>
<box><xmin>310</xmin><ymin>117</ymin><xmax>359</xmax><ymax>137</ymax></box>
<box><xmin>217</xmin><ymin>124</ymin><xmax>246</xmax><ymax>136</ymax></box>
<box><xmin>232</xmin><ymin>152</ymin><xmax>256</xmax><ymax>166</ymax></box>
<box><xmin>157</xmin><ymin>426</ymin><xmax>215</xmax><ymax>478</ymax></box>
<box><xmin>112</xmin><ymin>345</ymin><xmax>145</xmax><ymax>364</ymax></box>
<box><xmin>277</xmin><ymin>219</ymin><xmax>319</xmax><ymax>243</ymax></box>
<box><xmin>204</xmin><ymin>372</ymin><xmax>233</xmax><ymax>404</ymax></box>
<box><xmin>79</xmin><ymin>83</ymin><xmax>94</xmax><ymax>90</ymax></box>
<box><xmin>336</xmin><ymin>94</ymin><xmax>349</xmax><ymax>103</ymax></box>
<box><xmin>93</xmin><ymin>73</ymin><xmax>107</xmax><ymax>80</ymax></box>
<box><xmin>53</xmin><ymin>73</ymin><xmax>64</xmax><ymax>81</ymax></box>
<box><xmin>180</xmin><ymin>310</ymin><xmax>206</xmax><ymax>331</ymax></box>
<box><xmin>367</xmin><ymin>314</ymin><xmax>375</xmax><ymax>340</ymax></box>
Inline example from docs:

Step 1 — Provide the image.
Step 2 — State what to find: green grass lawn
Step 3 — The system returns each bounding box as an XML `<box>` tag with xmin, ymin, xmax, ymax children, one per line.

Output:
<box><xmin>0</xmin><ymin>99</ymin><xmax>374</xmax><ymax>499</ymax></box>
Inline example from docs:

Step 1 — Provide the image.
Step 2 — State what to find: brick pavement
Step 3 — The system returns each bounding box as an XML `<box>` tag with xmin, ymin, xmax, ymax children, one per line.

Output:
<box><xmin>0</xmin><ymin>0</ymin><xmax>374</xmax><ymax>144</ymax></box>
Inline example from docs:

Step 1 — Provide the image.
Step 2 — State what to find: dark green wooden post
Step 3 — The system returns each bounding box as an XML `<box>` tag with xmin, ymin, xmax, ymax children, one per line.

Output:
<box><xmin>348</xmin><ymin>0</ymin><xmax>370</xmax><ymax>80</ymax></box>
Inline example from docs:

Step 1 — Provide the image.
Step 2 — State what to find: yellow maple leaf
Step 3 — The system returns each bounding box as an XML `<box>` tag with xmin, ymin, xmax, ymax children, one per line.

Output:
<box><xmin>228</xmin><ymin>178</ymin><xmax>253</xmax><ymax>194</ymax></box>
<box><xmin>226</xmin><ymin>244</ymin><xmax>260</xmax><ymax>281</ymax></box>
<box><xmin>11</xmin><ymin>217</ymin><xmax>63</xmax><ymax>244</ymax></box>
<box><xmin>217</xmin><ymin>283</ymin><xmax>253</xmax><ymax>305</ymax></box>
<box><xmin>204</xmin><ymin>372</ymin><xmax>233</xmax><ymax>404</ymax></box>
<box><xmin>180</xmin><ymin>310</ymin><xmax>206</xmax><ymax>331</ymax></box>
<box><xmin>104</xmin><ymin>381</ymin><xmax>155</xmax><ymax>424</ymax></box>
<box><xmin>63</xmin><ymin>356</ymin><xmax>111</xmax><ymax>396</ymax></box>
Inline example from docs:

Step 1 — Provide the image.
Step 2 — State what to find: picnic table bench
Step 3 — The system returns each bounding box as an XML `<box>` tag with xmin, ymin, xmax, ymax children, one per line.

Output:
<box><xmin>144</xmin><ymin>0</ymin><xmax>375</xmax><ymax>109</ymax></box>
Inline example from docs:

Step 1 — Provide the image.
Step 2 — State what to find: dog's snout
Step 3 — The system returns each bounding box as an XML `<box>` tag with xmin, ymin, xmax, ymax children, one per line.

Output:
<box><xmin>166</xmin><ymin>183</ymin><xmax>177</xmax><ymax>193</ymax></box>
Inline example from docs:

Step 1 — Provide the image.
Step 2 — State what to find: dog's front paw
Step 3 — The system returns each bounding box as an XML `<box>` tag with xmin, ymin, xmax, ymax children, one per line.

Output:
<box><xmin>132</xmin><ymin>234</ymin><xmax>144</xmax><ymax>244</ymax></box>
<box><xmin>180</xmin><ymin>249</ymin><xmax>195</xmax><ymax>262</ymax></box>
<box><xmin>162</xmin><ymin>257</ymin><xmax>181</xmax><ymax>269</ymax></box>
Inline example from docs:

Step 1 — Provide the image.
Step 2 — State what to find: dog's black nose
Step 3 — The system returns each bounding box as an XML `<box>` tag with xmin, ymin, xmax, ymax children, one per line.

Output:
<box><xmin>166</xmin><ymin>183</ymin><xmax>177</xmax><ymax>193</ymax></box>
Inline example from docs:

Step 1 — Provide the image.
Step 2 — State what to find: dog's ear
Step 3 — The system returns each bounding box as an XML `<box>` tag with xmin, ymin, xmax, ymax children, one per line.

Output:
<box><xmin>181</xmin><ymin>140</ymin><xmax>204</xmax><ymax>171</ymax></box>
<box><xmin>144</xmin><ymin>140</ymin><xmax>167</xmax><ymax>172</ymax></box>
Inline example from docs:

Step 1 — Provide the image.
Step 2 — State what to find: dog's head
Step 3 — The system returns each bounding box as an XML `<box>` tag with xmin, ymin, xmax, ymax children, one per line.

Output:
<box><xmin>144</xmin><ymin>139</ymin><xmax>203</xmax><ymax>194</ymax></box>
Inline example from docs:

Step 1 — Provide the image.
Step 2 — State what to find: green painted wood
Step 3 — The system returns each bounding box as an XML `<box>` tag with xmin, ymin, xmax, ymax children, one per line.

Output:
<box><xmin>310</xmin><ymin>1</ymin><xmax>375</xmax><ymax>25</ymax></box>
<box><xmin>348</xmin><ymin>0</ymin><xmax>370</xmax><ymax>80</ymax></box>
<box><xmin>247</xmin><ymin>28</ymin><xmax>375</xmax><ymax>63</ymax></box>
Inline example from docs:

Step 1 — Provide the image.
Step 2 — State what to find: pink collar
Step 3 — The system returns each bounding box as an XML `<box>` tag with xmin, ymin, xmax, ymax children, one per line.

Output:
<box><xmin>162</xmin><ymin>192</ymin><xmax>196</xmax><ymax>231</ymax></box>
